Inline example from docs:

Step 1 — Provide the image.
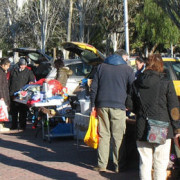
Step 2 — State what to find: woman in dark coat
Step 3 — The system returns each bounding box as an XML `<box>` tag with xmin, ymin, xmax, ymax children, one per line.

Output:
<box><xmin>127</xmin><ymin>54</ymin><xmax>180</xmax><ymax>180</ymax></box>
<box><xmin>0</xmin><ymin>58</ymin><xmax>10</xmax><ymax>108</ymax></box>
<box><xmin>0</xmin><ymin>58</ymin><xmax>11</xmax><ymax>132</ymax></box>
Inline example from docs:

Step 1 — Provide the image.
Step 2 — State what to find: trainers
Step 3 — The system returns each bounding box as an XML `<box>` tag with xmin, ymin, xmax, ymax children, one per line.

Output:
<box><xmin>0</xmin><ymin>127</ymin><xmax>10</xmax><ymax>132</ymax></box>
<box><xmin>93</xmin><ymin>167</ymin><xmax>107</xmax><ymax>172</ymax></box>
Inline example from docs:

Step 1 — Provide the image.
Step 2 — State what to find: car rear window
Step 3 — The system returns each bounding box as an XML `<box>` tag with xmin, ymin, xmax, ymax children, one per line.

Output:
<box><xmin>66</xmin><ymin>62</ymin><xmax>92</xmax><ymax>76</ymax></box>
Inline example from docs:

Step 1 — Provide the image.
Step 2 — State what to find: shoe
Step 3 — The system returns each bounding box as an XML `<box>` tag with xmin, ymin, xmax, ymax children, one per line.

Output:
<box><xmin>93</xmin><ymin>166</ymin><xmax>106</xmax><ymax>172</ymax></box>
<box><xmin>0</xmin><ymin>124</ymin><xmax>10</xmax><ymax>132</ymax></box>
<box><xmin>0</xmin><ymin>127</ymin><xmax>10</xmax><ymax>132</ymax></box>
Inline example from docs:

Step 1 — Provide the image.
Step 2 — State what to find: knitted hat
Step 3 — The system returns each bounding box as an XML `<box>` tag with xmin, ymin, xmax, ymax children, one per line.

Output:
<box><xmin>19</xmin><ymin>57</ymin><xmax>27</xmax><ymax>65</ymax></box>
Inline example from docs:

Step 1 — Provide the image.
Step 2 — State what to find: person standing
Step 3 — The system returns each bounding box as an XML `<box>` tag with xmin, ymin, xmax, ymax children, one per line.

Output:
<box><xmin>46</xmin><ymin>58</ymin><xmax>73</xmax><ymax>87</ymax></box>
<box><xmin>127</xmin><ymin>54</ymin><xmax>180</xmax><ymax>180</ymax></box>
<box><xmin>0</xmin><ymin>58</ymin><xmax>11</xmax><ymax>132</ymax></box>
<box><xmin>135</xmin><ymin>56</ymin><xmax>146</xmax><ymax>78</ymax></box>
<box><xmin>90</xmin><ymin>49</ymin><xmax>135</xmax><ymax>172</ymax></box>
<box><xmin>54</xmin><ymin>58</ymin><xmax>73</xmax><ymax>87</ymax></box>
<box><xmin>9</xmin><ymin>57</ymin><xmax>35</xmax><ymax>130</ymax></box>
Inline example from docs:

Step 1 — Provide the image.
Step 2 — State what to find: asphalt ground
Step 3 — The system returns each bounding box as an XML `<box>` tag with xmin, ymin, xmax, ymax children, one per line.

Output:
<box><xmin>0</xmin><ymin>121</ymin><xmax>139</xmax><ymax>180</ymax></box>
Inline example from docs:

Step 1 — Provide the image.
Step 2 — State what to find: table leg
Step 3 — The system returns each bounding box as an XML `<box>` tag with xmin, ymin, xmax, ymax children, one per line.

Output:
<box><xmin>47</xmin><ymin>114</ymin><xmax>51</xmax><ymax>142</ymax></box>
<box><xmin>42</xmin><ymin>117</ymin><xmax>45</xmax><ymax>140</ymax></box>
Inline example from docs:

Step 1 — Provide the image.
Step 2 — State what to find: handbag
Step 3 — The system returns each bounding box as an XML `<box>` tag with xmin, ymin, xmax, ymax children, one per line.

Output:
<box><xmin>138</xmin><ymin>91</ymin><xmax>169</xmax><ymax>145</ymax></box>
<box><xmin>84</xmin><ymin>109</ymin><xmax>99</xmax><ymax>149</ymax></box>
<box><xmin>146</xmin><ymin>118</ymin><xmax>169</xmax><ymax>144</ymax></box>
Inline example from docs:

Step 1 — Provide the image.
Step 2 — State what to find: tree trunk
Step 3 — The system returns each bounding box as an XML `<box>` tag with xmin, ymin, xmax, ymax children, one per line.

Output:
<box><xmin>149</xmin><ymin>43</ymin><xmax>158</xmax><ymax>55</ymax></box>
<box><xmin>65</xmin><ymin>0</ymin><xmax>73</xmax><ymax>59</ymax></box>
<box><xmin>79</xmin><ymin>0</ymin><xmax>84</xmax><ymax>42</ymax></box>
<box><xmin>40</xmin><ymin>0</ymin><xmax>48</xmax><ymax>53</ymax></box>
<box><xmin>106</xmin><ymin>34</ymin><xmax>111</xmax><ymax>56</ymax></box>
<box><xmin>113</xmin><ymin>33</ymin><xmax>117</xmax><ymax>52</ymax></box>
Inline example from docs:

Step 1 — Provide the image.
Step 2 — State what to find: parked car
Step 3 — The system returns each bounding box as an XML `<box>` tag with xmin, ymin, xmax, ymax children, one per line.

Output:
<box><xmin>11</xmin><ymin>42</ymin><xmax>105</xmax><ymax>95</ymax></box>
<box><xmin>163</xmin><ymin>57</ymin><xmax>180</xmax><ymax>97</ymax></box>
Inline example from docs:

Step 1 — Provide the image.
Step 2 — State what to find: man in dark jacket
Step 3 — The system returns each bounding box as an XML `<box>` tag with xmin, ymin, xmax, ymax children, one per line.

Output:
<box><xmin>9</xmin><ymin>58</ymin><xmax>35</xmax><ymax>130</ymax></box>
<box><xmin>90</xmin><ymin>50</ymin><xmax>135</xmax><ymax>172</ymax></box>
<box><xmin>0</xmin><ymin>58</ymin><xmax>11</xmax><ymax>132</ymax></box>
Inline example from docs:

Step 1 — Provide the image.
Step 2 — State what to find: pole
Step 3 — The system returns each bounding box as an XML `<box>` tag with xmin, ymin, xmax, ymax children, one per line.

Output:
<box><xmin>124</xmin><ymin>0</ymin><xmax>129</xmax><ymax>54</ymax></box>
<box><xmin>171</xmin><ymin>43</ymin><xmax>174</xmax><ymax>57</ymax></box>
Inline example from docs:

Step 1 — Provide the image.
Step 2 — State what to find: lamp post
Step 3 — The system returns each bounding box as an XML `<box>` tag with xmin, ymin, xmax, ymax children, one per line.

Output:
<box><xmin>124</xmin><ymin>0</ymin><xmax>129</xmax><ymax>55</ymax></box>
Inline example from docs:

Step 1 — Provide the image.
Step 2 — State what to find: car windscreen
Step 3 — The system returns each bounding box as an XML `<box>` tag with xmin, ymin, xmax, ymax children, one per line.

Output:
<box><xmin>66</xmin><ymin>62</ymin><xmax>92</xmax><ymax>76</ymax></box>
<box><xmin>163</xmin><ymin>61</ymin><xmax>180</xmax><ymax>80</ymax></box>
<box><xmin>171</xmin><ymin>62</ymin><xmax>180</xmax><ymax>80</ymax></box>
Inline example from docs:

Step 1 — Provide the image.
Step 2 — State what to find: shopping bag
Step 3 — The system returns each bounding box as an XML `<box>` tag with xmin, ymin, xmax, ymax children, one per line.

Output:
<box><xmin>0</xmin><ymin>100</ymin><xmax>8</xmax><ymax>122</ymax></box>
<box><xmin>84</xmin><ymin>109</ymin><xmax>99</xmax><ymax>149</ymax></box>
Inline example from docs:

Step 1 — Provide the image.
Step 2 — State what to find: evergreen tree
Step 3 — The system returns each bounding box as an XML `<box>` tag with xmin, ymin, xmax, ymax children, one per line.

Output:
<box><xmin>133</xmin><ymin>0</ymin><xmax>180</xmax><ymax>54</ymax></box>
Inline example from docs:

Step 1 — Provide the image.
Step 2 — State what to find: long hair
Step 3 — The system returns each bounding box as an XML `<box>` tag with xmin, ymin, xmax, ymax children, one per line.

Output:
<box><xmin>146</xmin><ymin>54</ymin><xmax>164</xmax><ymax>73</ymax></box>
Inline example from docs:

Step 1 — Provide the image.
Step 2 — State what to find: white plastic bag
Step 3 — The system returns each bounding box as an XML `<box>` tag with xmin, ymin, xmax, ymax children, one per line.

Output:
<box><xmin>0</xmin><ymin>100</ymin><xmax>8</xmax><ymax>122</ymax></box>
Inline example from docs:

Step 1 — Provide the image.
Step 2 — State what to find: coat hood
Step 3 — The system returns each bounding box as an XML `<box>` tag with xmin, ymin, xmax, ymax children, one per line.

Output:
<box><xmin>104</xmin><ymin>54</ymin><xmax>127</xmax><ymax>65</ymax></box>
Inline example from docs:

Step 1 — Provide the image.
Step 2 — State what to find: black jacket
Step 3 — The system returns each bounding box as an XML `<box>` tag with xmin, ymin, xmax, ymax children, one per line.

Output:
<box><xmin>0</xmin><ymin>67</ymin><xmax>10</xmax><ymax>107</ymax></box>
<box><xmin>128</xmin><ymin>69</ymin><xmax>180</xmax><ymax>140</ymax></box>
<box><xmin>9</xmin><ymin>67</ymin><xmax>35</xmax><ymax>96</ymax></box>
<box><xmin>90</xmin><ymin>54</ymin><xmax>135</xmax><ymax>110</ymax></box>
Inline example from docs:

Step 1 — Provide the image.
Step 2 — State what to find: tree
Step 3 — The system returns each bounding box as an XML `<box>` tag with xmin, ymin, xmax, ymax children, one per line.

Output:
<box><xmin>26</xmin><ymin>0</ymin><xmax>66</xmax><ymax>53</ymax></box>
<box><xmin>154</xmin><ymin>0</ymin><xmax>180</xmax><ymax>29</ymax></box>
<box><xmin>0</xmin><ymin>0</ymin><xmax>29</xmax><ymax>49</ymax></box>
<box><xmin>132</xmin><ymin>0</ymin><xmax>180</xmax><ymax>55</ymax></box>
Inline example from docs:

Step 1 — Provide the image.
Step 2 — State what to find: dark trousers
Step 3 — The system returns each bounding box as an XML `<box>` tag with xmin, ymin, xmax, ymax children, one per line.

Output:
<box><xmin>10</xmin><ymin>101</ymin><xmax>28</xmax><ymax>129</ymax></box>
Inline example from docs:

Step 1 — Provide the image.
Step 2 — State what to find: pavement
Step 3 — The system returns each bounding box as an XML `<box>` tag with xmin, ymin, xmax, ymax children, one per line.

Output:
<box><xmin>0</xmin><ymin>121</ymin><xmax>139</xmax><ymax>180</ymax></box>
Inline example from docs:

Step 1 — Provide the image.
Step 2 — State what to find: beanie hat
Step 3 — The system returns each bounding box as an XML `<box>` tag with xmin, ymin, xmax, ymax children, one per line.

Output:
<box><xmin>19</xmin><ymin>58</ymin><xmax>27</xmax><ymax>65</ymax></box>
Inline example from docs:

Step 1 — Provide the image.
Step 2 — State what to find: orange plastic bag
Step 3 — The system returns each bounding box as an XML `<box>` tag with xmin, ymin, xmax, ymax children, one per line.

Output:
<box><xmin>84</xmin><ymin>109</ymin><xmax>99</xmax><ymax>149</ymax></box>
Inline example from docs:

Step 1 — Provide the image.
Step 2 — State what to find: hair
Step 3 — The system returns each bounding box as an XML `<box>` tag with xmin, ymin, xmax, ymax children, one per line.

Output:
<box><xmin>114</xmin><ymin>49</ymin><xmax>128</xmax><ymax>56</ymax></box>
<box><xmin>54</xmin><ymin>58</ymin><xmax>64</xmax><ymax>69</ymax></box>
<box><xmin>135</xmin><ymin>56</ymin><xmax>145</xmax><ymax>63</ymax></box>
<box><xmin>0</xmin><ymin>58</ymin><xmax>11</xmax><ymax>66</ymax></box>
<box><xmin>146</xmin><ymin>54</ymin><xmax>164</xmax><ymax>73</ymax></box>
